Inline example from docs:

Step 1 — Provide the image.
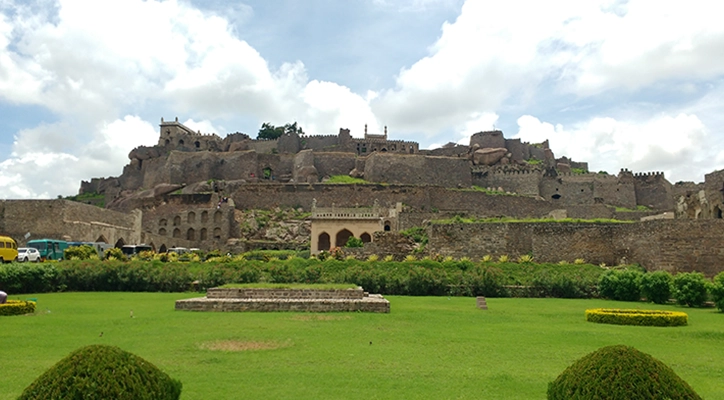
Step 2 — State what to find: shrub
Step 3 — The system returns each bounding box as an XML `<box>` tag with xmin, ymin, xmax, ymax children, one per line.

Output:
<box><xmin>598</xmin><ymin>269</ymin><xmax>642</xmax><ymax>301</ymax></box>
<box><xmin>18</xmin><ymin>344</ymin><xmax>182</xmax><ymax>400</ymax></box>
<box><xmin>640</xmin><ymin>271</ymin><xmax>673</xmax><ymax>304</ymax></box>
<box><xmin>673</xmin><ymin>272</ymin><xmax>709</xmax><ymax>307</ymax></box>
<box><xmin>517</xmin><ymin>254</ymin><xmax>534</xmax><ymax>263</ymax></box>
<box><xmin>64</xmin><ymin>245</ymin><xmax>97</xmax><ymax>260</ymax></box>
<box><xmin>547</xmin><ymin>345</ymin><xmax>701</xmax><ymax>400</ymax></box>
<box><xmin>0</xmin><ymin>299</ymin><xmax>36</xmax><ymax>316</ymax></box>
<box><xmin>344</xmin><ymin>236</ymin><xmax>364</xmax><ymax>248</ymax></box>
<box><xmin>497</xmin><ymin>255</ymin><xmax>509</xmax><ymax>263</ymax></box>
<box><xmin>104</xmin><ymin>247</ymin><xmax>126</xmax><ymax>261</ymax></box>
<box><xmin>711</xmin><ymin>271</ymin><xmax>724</xmax><ymax>312</ymax></box>
<box><xmin>585</xmin><ymin>308</ymin><xmax>687</xmax><ymax>327</ymax></box>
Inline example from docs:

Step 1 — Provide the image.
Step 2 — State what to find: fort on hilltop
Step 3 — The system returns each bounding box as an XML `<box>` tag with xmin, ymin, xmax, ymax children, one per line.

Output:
<box><xmin>3</xmin><ymin>117</ymin><xmax>724</xmax><ymax>276</ymax></box>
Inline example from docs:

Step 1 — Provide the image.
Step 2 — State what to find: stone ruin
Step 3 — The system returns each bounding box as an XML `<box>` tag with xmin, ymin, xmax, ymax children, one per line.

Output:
<box><xmin>175</xmin><ymin>286</ymin><xmax>390</xmax><ymax>313</ymax></box>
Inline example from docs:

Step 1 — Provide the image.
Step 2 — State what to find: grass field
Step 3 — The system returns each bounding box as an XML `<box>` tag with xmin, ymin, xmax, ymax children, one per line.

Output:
<box><xmin>2</xmin><ymin>293</ymin><xmax>722</xmax><ymax>399</ymax></box>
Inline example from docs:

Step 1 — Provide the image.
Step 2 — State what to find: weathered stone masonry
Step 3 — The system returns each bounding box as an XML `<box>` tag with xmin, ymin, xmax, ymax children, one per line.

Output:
<box><xmin>428</xmin><ymin>220</ymin><xmax>724</xmax><ymax>277</ymax></box>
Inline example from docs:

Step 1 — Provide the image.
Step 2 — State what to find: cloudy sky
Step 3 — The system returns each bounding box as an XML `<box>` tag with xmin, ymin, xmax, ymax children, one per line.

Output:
<box><xmin>2</xmin><ymin>0</ymin><xmax>724</xmax><ymax>199</ymax></box>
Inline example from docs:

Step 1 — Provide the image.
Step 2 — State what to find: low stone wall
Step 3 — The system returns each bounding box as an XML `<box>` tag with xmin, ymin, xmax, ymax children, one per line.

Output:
<box><xmin>207</xmin><ymin>287</ymin><xmax>364</xmax><ymax>300</ymax></box>
<box><xmin>176</xmin><ymin>287</ymin><xmax>389</xmax><ymax>313</ymax></box>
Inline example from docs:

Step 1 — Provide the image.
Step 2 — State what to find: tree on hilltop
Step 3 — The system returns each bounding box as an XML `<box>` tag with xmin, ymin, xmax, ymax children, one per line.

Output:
<box><xmin>257</xmin><ymin>122</ymin><xmax>304</xmax><ymax>140</ymax></box>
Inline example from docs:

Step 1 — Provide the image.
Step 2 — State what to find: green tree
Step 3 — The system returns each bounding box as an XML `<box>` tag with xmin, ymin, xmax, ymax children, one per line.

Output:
<box><xmin>257</xmin><ymin>122</ymin><xmax>304</xmax><ymax>140</ymax></box>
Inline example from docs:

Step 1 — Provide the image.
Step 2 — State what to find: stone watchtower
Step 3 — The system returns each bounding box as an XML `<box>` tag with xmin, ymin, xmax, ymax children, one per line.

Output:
<box><xmin>158</xmin><ymin>117</ymin><xmax>222</xmax><ymax>152</ymax></box>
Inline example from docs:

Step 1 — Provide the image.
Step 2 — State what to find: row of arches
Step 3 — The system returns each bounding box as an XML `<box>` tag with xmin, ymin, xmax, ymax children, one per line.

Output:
<box><xmin>317</xmin><ymin>229</ymin><xmax>372</xmax><ymax>252</ymax></box>
<box><xmin>158</xmin><ymin>227</ymin><xmax>222</xmax><ymax>240</ymax></box>
<box><xmin>159</xmin><ymin>210</ymin><xmax>223</xmax><ymax>227</ymax></box>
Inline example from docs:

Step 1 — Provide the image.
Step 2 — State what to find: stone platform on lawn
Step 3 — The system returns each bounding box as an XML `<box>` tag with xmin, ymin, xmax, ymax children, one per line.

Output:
<box><xmin>175</xmin><ymin>287</ymin><xmax>390</xmax><ymax>313</ymax></box>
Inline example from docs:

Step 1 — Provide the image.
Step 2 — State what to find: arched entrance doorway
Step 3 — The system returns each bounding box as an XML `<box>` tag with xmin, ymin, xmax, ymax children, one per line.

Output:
<box><xmin>336</xmin><ymin>229</ymin><xmax>353</xmax><ymax>248</ymax></box>
<box><xmin>318</xmin><ymin>232</ymin><xmax>330</xmax><ymax>252</ymax></box>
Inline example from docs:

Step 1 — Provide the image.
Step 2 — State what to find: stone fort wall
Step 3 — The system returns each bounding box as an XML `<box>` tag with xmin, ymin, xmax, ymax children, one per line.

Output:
<box><xmin>364</xmin><ymin>153</ymin><xmax>472</xmax><ymax>188</ymax></box>
<box><xmin>427</xmin><ymin>220</ymin><xmax>724</xmax><ymax>277</ymax></box>
<box><xmin>228</xmin><ymin>183</ymin><xmax>561</xmax><ymax>217</ymax></box>
<box><xmin>0</xmin><ymin>200</ymin><xmax>142</xmax><ymax>246</ymax></box>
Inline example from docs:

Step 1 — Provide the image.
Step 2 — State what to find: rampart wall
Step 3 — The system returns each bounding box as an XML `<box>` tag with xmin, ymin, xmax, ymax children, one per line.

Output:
<box><xmin>634</xmin><ymin>172</ymin><xmax>674</xmax><ymax>210</ymax></box>
<box><xmin>229</xmin><ymin>184</ymin><xmax>559</xmax><ymax>217</ymax></box>
<box><xmin>313</xmin><ymin>152</ymin><xmax>356</xmax><ymax>178</ymax></box>
<box><xmin>472</xmin><ymin>169</ymin><xmax>542</xmax><ymax>196</ymax></box>
<box><xmin>428</xmin><ymin>220</ymin><xmax>724</xmax><ymax>277</ymax></box>
<box><xmin>0</xmin><ymin>200</ymin><xmax>142</xmax><ymax>246</ymax></box>
<box><xmin>364</xmin><ymin>153</ymin><xmax>472</xmax><ymax>187</ymax></box>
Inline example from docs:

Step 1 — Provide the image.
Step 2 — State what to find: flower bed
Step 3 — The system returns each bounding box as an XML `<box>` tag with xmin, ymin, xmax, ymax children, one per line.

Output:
<box><xmin>0</xmin><ymin>300</ymin><xmax>36</xmax><ymax>316</ymax></box>
<box><xmin>585</xmin><ymin>308</ymin><xmax>687</xmax><ymax>327</ymax></box>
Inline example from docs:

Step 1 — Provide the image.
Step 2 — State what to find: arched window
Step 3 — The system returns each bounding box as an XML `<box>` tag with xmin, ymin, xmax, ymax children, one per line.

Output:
<box><xmin>173</xmin><ymin>216</ymin><xmax>181</xmax><ymax>226</ymax></box>
<box><xmin>173</xmin><ymin>228</ymin><xmax>181</xmax><ymax>238</ymax></box>
<box><xmin>214</xmin><ymin>210</ymin><xmax>222</xmax><ymax>223</ymax></box>
<box><xmin>179</xmin><ymin>139</ymin><xmax>185</xmax><ymax>146</ymax></box>
<box><xmin>159</xmin><ymin>244</ymin><xmax>167</xmax><ymax>253</ymax></box>
<box><xmin>360</xmin><ymin>232</ymin><xmax>371</xmax><ymax>243</ymax></box>
<box><xmin>213</xmin><ymin>227</ymin><xmax>222</xmax><ymax>239</ymax></box>
<box><xmin>318</xmin><ymin>232</ymin><xmax>330</xmax><ymax>252</ymax></box>
<box><xmin>159</xmin><ymin>228</ymin><xmax>167</xmax><ymax>236</ymax></box>
<box><xmin>200</xmin><ymin>228</ymin><xmax>207</xmax><ymax>240</ymax></box>
<box><xmin>201</xmin><ymin>211</ymin><xmax>209</xmax><ymax>223</ymax></box>
<box><xmin>336</xmin><ymin>229</ymin><xmax>353</xmax><ymax>248</ymax></box>
<box><xmin>187</xmin><ymin>212</ymin><xmax>196</xmax><ymax>224</ymax></box>
<box><xmin>95</xmin><ymin>235</ymin><xmax>108</xmax><ymax>243</ymax></box>
<box><xmin>384</xmin><ymin>221</ymin><xmax>391</xmax><ymax>232</ymax></box>
<box><xmin>194</xmin><ymin>141</ymin><xmax>200</xmax><ymax>148</ymax></box>
<box><xmin>159</xmin><ymin>219</ymin><xmax>167</xmax><ymax>226</ymax></box>
<box><xmin>114</xmin><ymin>238</ymin><xmax>125</xmax><ymax>248</ymax></box>
<box><xmin>187</xmin><ymin>228</ymin><xmax>195</xmax><ymax>241</ymax></box>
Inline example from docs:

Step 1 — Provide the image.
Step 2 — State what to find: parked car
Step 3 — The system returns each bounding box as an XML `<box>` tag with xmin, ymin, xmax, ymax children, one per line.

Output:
<box><xmin>17</xmin><ymin>247</ymin><xmax>41</xmax><ymax>262</ymax></box>
<box><xmin>120</xmin><ymin>244</ymin><xmax>153</xmax><ymax>257</ymax></box>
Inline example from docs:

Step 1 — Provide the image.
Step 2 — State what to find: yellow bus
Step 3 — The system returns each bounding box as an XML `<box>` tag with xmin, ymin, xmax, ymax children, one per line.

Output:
<box><xmin>0</xmin><ymin>235</ymin><xmax>18</xmax><ymax>263</ymax></box>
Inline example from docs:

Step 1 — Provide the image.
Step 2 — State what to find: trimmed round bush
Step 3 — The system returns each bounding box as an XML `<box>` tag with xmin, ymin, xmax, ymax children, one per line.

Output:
<box><xmin>640</xmin><ymin>271</ymin><xmax>673</xmax><ymax>304</ymax></box>
<box><xmin>598</xmin><ymin>269</ymin><xmax>642</xmax><ymax>301</ymax></box>
<box><xmin>673</xmin><ymin>272</ymin><xmax>709</xmax><ymax>307</ymax></box>
<box><xmin>585</xmin><ymin>308</ymin><xmax>687</xmax><ymax>327</ymax></box>
<box><xmin>0</xmin><ymin>299</ymin><xmax>36</xmax><ymax>316</ymax></box>
<box><xmin>548</xmin><ymin>345</ymin><xmax>701</xmax><ymax>399</ymax></box>
<box><xmin>19</xmin><ymin>344</ymin><xmax>182</xmax><ymax>400</ymax></box>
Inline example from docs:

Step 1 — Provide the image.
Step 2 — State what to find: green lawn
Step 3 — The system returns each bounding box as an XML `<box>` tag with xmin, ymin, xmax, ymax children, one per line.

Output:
<box><xmin>2</xmin><ymin>293</ymin><xmax>722</xmax><ymax>399</ymax></box>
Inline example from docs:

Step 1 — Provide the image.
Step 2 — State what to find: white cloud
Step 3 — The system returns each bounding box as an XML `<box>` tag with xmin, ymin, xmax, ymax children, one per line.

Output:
<box><xmin>372</xmin><ymin>0</ymin><xmax>724</xmax><ymax>137</ymax></box>
<box><xmin>514</xmin><ymin>112</ymin><xmax>710</xmax><ymax>182</ymax></box>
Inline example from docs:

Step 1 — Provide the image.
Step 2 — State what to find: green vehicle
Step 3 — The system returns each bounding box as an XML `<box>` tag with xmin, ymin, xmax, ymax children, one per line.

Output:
<box><xmin>27</xmin><ymin>239</ymin><xmax>68</xmax><ymax>261</ymax></box>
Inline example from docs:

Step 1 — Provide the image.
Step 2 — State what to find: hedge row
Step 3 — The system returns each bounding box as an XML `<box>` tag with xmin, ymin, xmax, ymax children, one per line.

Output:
<box><xmin>599</xmin><ymin>269</ymin><xmax>724</xmax><ymax>308</ymax></box>
<box><xmin>585</xmin><ymin>308</ymin><xmax>688</xmax><ymax>327</ymax></box>
<box><xmin>0</xmin><ymin>259</ymin><xmax>604</xmax><ymax>298</ymax></box>
<box><xmin>0</xmin><ymin>299</ymin><xmax>36</xmax><ymax>316</ymax></box>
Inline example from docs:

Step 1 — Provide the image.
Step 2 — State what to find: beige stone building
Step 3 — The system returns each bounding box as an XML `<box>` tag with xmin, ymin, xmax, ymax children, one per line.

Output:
<box><xmin>310</xmin><ymin>200</ymin><xmax>400</xmax><ymax>254</ymax></box>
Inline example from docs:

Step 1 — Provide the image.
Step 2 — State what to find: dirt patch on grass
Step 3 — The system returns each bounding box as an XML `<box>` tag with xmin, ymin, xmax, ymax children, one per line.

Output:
<box><xmin>200</xmin><ymin>340</ymin><xmax>291</xmax><ymax>352</ymax></box>
<box><xmin>290</xmin><ymin>315</ymin><xmax>353</xmax><ymax>321</ymax></box>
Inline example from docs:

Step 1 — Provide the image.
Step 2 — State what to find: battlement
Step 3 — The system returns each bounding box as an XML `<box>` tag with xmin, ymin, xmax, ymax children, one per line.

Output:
<box><xmin>634</xmin><ymin>171</ymin><xmax>665</xmax><ymax>178</ymax></box>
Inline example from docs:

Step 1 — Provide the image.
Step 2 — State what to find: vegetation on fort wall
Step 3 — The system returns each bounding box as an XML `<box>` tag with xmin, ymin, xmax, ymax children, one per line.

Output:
<box><xmin>63</xmin><ymin>191</ymin><xmax>105</xmax><ymax>208</ymax></box>
<box><xmin>431</xmin><ymin>215</ymin><xmax>634</xmax><ymax>224</ymax></box>
<box><xmin>323</xmin><ymin>175</ymin><xmax>368</xmax><ymax>184</ymax></box>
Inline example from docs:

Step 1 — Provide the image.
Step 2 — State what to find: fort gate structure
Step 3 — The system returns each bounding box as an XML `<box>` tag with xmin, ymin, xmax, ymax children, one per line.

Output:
<box><xmin>310</xmin><ymin>200</ymin><xmax>400</xmax><ymax>255</ymax></box>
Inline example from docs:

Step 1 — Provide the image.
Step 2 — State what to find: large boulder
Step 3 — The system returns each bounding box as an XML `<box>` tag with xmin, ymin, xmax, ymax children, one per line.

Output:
<box><xmin>547</xmin><ymin>345</ymin><xmax>701</xmax><ymax>400</ymax></box>
<box><xmin>19</xmin><ymin>344</ymin><xmax>182</xmax><ymax>400</ymax></box>
<box><xmin>128</xmin><ymin>146</ymin><xmax>162</xmax><ymax>161</ymax></box>
<box><xmin>473</xmin><ymin>148</ymin><xmax>508</xmax><ymax>166</ymax></box>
